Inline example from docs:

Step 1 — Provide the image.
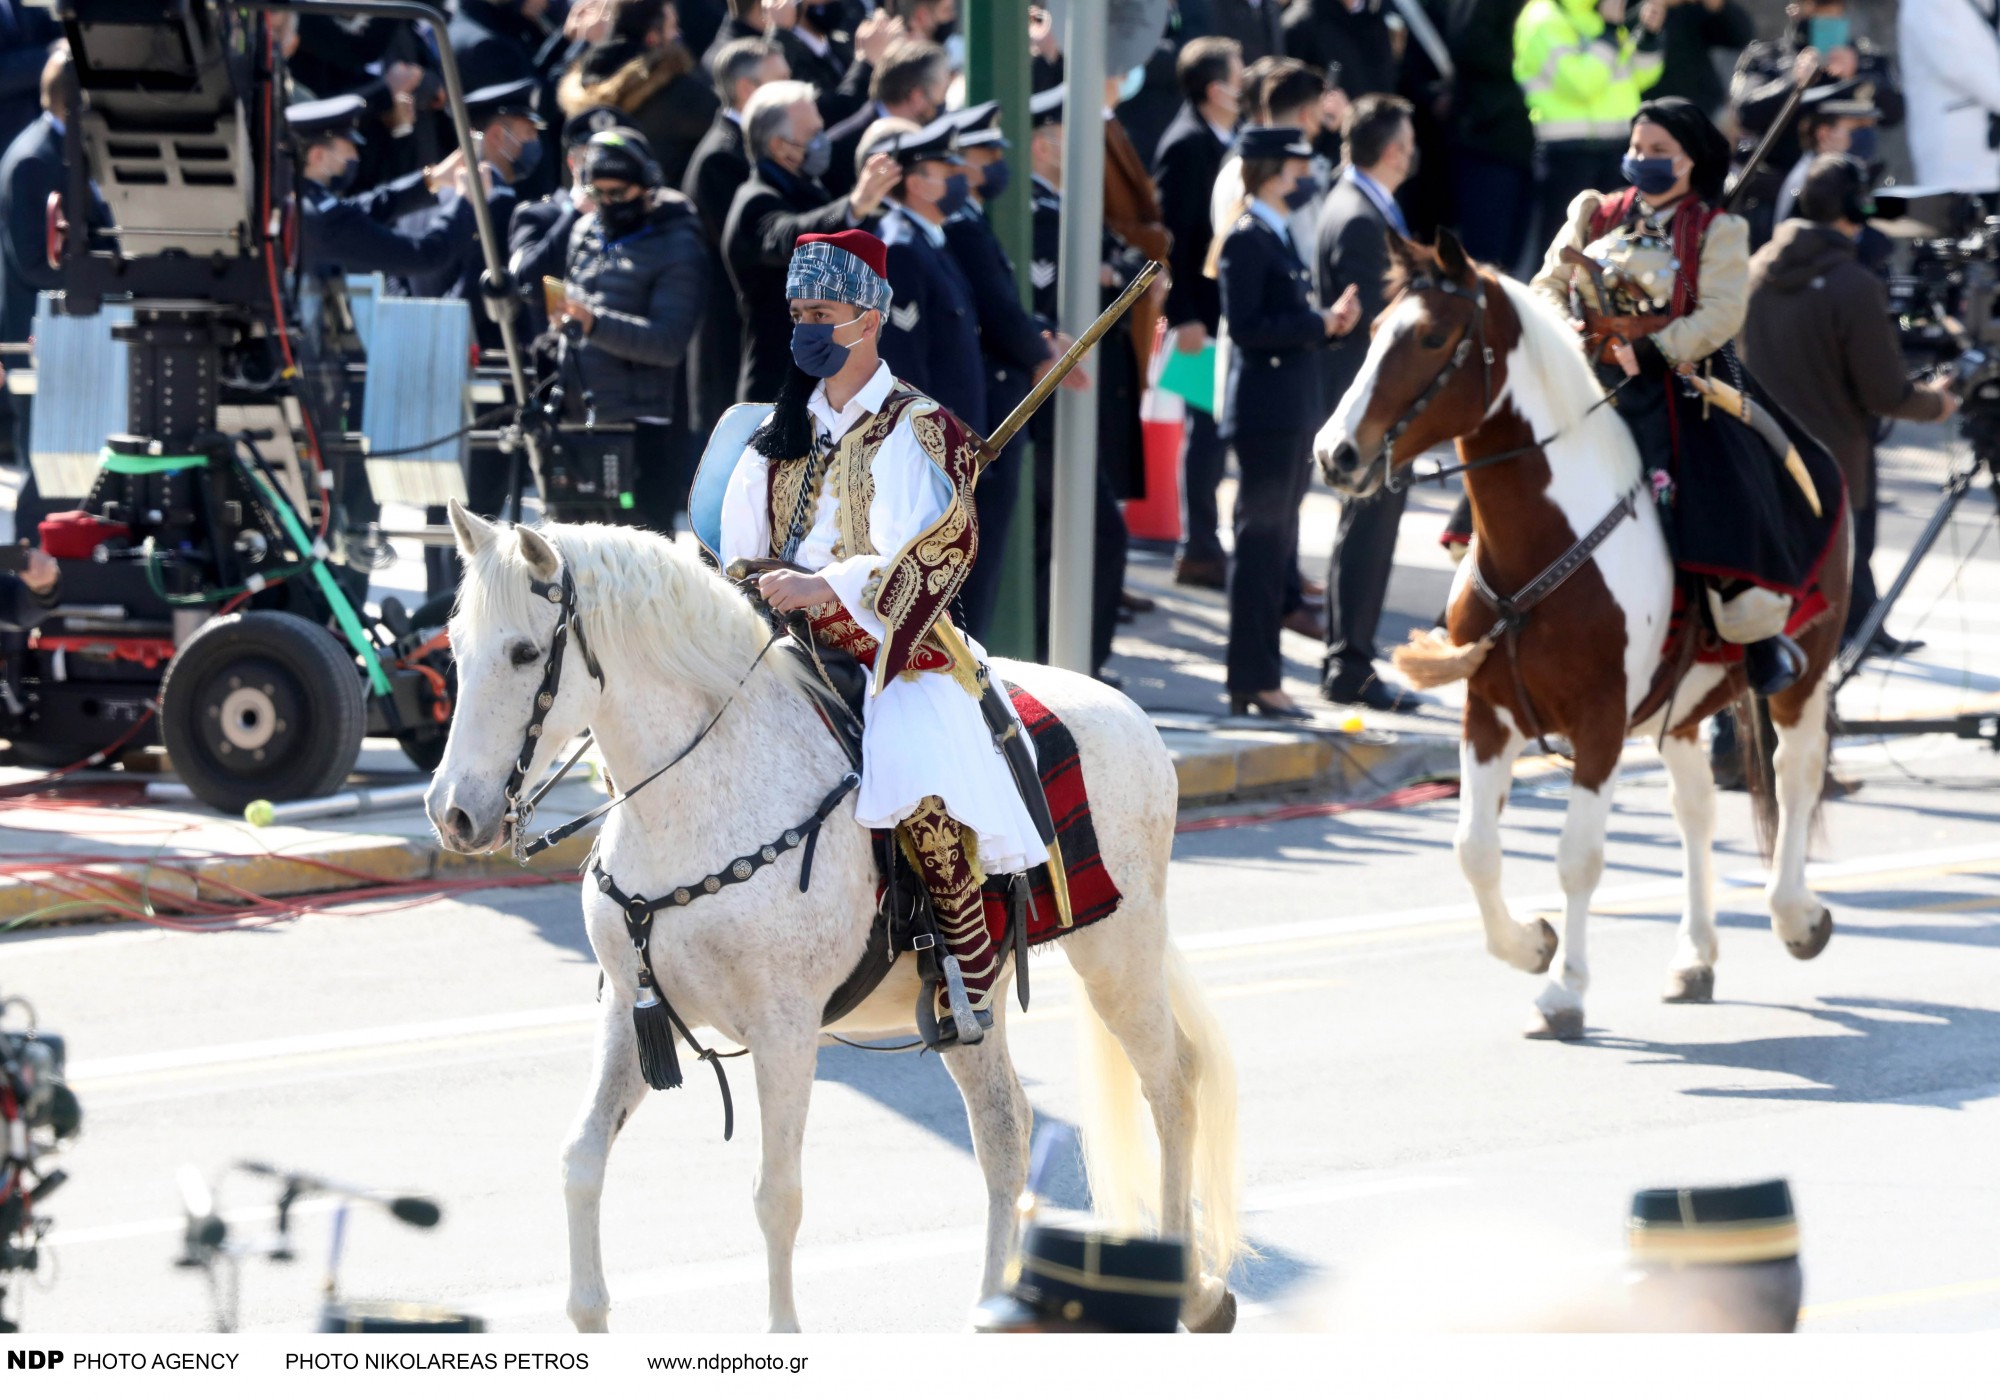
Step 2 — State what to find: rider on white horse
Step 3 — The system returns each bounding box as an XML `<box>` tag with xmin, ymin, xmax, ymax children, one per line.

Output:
<box><xmin>716</xmin><ymin>229</ymin><xmax>1043</xmax><ymax>1048</ymax></box>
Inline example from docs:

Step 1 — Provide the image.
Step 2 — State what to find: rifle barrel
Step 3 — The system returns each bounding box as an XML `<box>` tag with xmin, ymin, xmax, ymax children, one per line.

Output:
<box><xmin>980</xmin><ymin>260</ymin><xmax>1164</xmax><ymax>463</ymax></box>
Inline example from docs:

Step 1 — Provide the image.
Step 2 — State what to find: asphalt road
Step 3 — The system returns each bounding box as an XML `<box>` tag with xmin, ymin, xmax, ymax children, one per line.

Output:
<box><xmin>9</xmin><ymin>733</ymin><xmax>2000</xmax><ymax>1335</ymax></box>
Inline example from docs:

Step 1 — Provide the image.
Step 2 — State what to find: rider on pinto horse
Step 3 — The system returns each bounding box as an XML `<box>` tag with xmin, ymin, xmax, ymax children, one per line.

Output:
<box><xmin>714</xmin><ymin>230</ymin><xmax>1045</xmax><ymax>1049</ymax></box>
<box><xmin>1443</xmin><ymin>97</ymin><xmax>1840</xmax><ymax>696</ymax></box>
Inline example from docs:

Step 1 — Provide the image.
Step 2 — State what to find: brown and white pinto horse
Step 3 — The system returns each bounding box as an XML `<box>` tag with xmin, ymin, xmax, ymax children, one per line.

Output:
<box><xmin>1316</xmin><ymin>230</ymin><xmax>1850</xmax><ymax>1040</ymax></box>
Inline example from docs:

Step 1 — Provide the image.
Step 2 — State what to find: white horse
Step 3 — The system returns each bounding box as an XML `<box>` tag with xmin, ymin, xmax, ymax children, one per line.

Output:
<box><xmin>426</xmin><ymin>503</ymin><xmax>1242</xmax><ymax>1331</ymax></box>
<box><xmin>1313</xmin><ymin>233</ymin><xmax>1848</xmax><ymax>1039</ymax></box>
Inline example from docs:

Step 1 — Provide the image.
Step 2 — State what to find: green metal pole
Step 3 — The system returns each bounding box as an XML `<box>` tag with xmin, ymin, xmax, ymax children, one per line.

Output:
<box><xmin>964</xmin><ymin>0</ymin><xmax>1038</xmax><ymax>662</ymax></box>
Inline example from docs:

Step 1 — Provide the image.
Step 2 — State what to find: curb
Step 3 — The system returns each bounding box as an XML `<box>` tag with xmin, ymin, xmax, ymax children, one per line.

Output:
<box><xmin>0</xmin><ymin>729</ymin><xmax>1452</xmax><ymax>932</ymax></box>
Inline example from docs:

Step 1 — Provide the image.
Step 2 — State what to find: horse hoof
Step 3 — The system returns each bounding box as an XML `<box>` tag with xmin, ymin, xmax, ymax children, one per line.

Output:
<box><xmin>1526</xmin><ymin>918</ymin><xmax>1558</xmax><ymax>975</ymax></box>
<box><xmin>1524</xmin><ymin>1006</ymin><xmax>1585</xmax><ymax>1040</ymax></box>
<box><xmin>1785</xmin><ymin>908</ymin><xmax>1834</xmax><ymax>961</ymax></box>
<box><xmin>1186</xmin><ymin>1286</ymin><xmax>1238</xmax><ymax>1334</ymax></box>
<box><xmin>1662</xmin><ymin>966</ymin><xmax>1715</xmax><ymax>1003</ymax></box>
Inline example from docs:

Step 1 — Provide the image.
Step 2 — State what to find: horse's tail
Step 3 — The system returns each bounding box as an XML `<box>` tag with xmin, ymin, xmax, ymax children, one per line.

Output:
<box><xmin>1736</xmin><ymin>691</ymin><xmax>1780</xmax><ymax>859</ymax></box>
<box><xmin>1076</xmin><ymin>945</ymin><xmax>1245</xmax><ymax>1283</ymax></box>
<box><xmin>1391</xmin><ymin>627</ymin><xmax>1495</xmax><ymax>689</ymax></box>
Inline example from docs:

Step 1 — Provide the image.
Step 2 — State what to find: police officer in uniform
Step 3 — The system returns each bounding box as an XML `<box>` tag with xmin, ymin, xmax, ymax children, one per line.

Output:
<box><xmin>868</xmin><ymin>113</ymin><xmax>986</xmax><ymax>434</ymax></box>
<box><xmin>398</xmin><ymin>77</ymin><xmax>546</xmax><ymax>593</ymax></box>
<box><xmin>1214</xmin><ymin>125</ymin><xmax>1359</xmax><ymax>718</ymax></box>
<box><xmin>942</xmin><ymin>100</ymin><xmax>1069</xmax><ymax>641</ymax></box>
<box><xmin>1026</xmin><ymin>85</ymin><xmax>1143</xmax><ymax>679</ymax></box>
<box><xmin>292</xmin><ymin>94</ymin><xmax>478</xmax><ymax>279</ymax></box>
<box><xmin>290</xmin><ymin>94</ymin><xmax>480</xmax><ymax>581</ymax></box>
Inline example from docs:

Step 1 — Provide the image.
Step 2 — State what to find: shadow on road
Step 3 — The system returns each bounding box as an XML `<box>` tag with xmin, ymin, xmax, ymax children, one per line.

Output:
<box><xmin>1585</xmin><ymin>996</ymin><xmax>2000</xmax><ymax>1108</ymax></box>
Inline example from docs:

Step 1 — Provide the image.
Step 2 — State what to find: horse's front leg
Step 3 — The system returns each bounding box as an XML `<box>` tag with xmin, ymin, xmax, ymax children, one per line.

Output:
<box><xmin>1657</xmin><ymin>730</ymin><xmax>1720</xmax><ymax>1002</ymax></box>
<box><xmin>938</xmin><ymin>1001</ymin><xmax>1031</xmax><ymax>1302</ymax></box>
<box><xmin>562</xmin><ymin>995</ymin><xmax>650</xmax><ymax>1332</ymax></box>
<box><xmin>1766</xmin><ymin>680</ymin><xmax>1835</xmax><ymax>959</ymax></box>
<box><xmin>750</xmin><ymin>1020</ymin><xmax>819</xmax><ymax>1332</ymax></box>
<box><xmin>1456</xmin><ymin>696</ymin><xmax>1555</xmax><ymax>975</ymax></box>
<box><xmin>1527</xmin><ymin>738</ymin><xmax>1619</xmax><ymax>1041</ymax></box>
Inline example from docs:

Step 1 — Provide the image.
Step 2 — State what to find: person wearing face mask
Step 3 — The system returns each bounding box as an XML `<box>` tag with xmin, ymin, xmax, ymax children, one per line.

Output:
<box><xmin>866</xmin><ymin>115</ymin><xmax>987</xmax><ymax>443</ymax></box>
<box><xmin>1771</xmin><ymin>85</ymin><xmax>1881</xmax><ymax>240</ymax></box>
<box><xmin>940</xmin><ymin>101</ymin><xmax>1081</xmax><ymax>641</ymax></box>
<box><xmin>1528</xmin><ymin>96</ymin><xmax>1846</xmax><ymax>696</ymax></box>
<box><xmin>723</xmin><ymin>80</ymin><xmax>899</xmax><ymax>400</ymax></box>
<box><xmin>550</xmin><ymin>128</ymin><xmax>707</xmax><ymax>533</ymax></box>
<box><xmin>1211</xmin><ymin>126</ymin><xmax>1363</xmax><ymax>718</ymax></box>
<box><xmin>294</xmin><ymin>94</ymin><xmax>479</xmax><ymax>281</ymax></box>
<box><xmin>510</xmin><ymin>104</ymin><xmax>627</xmax><ymax>341</ymax></box>
<box><xmin>712</xmin><ymin>230</ymin><xmax>1047</xmax><ymax>1049</ymax></box>
<box><xmin>1729</xmin><ymin>0</ymin><xmax>1903</xmax><ymax>234</ymax></box>
<box><xmin>822</xmin><ymin>39</ymin><xmax>948</xmax><ymax>196</ymax></box>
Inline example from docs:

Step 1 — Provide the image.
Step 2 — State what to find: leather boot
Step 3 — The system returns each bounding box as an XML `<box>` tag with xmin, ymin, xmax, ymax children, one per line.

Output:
<box><xmin>898</xmin><ymin>797</ymin><xmax>997</xmax><ymax>1049</ymax></box>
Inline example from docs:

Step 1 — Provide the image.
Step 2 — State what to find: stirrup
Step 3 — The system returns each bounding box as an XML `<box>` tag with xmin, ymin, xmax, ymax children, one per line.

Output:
<box><xmin>1745</xmin><ymin>633</ymin><xmax>1806</xmax><ymax>696</ymax></box>
<box><xmin>914</xmin><ymin>954</ymin><xmax>990</xmax><ymax>1051</ymax></box>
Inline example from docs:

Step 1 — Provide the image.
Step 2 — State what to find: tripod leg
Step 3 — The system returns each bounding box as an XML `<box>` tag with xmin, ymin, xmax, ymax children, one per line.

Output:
<box><xmin>1833</xmin><ymin>465</ymin><xmax>1976</xmax><ymax>691</ymax></box>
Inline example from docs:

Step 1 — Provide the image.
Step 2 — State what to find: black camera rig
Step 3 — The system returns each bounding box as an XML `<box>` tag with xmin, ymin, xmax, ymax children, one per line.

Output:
<box><xmin>5</xmin><ymin>0</ymin><xmax>537</xmax><ymax>809</ymax></box>
<box><xmin>1</xmin><ymin>990</ymin><xmax>78</xmax><ymax>1332</ymax></box>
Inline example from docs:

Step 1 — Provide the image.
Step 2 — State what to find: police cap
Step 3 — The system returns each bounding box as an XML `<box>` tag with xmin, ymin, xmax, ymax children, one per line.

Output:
<box><xmin>861</xmin><ymin>109</ymin><xmax>964</xmax><ymax>167</ymax></box>
<box><xmin>950</xmin><ymin>99</ymin><xmax>1006</xmax><ymax>149</ymax></box>
<box><xmin>286</xmin><ymin>93</ymin><xmax>368</xmax><ymax>148</ymax></box>
<box><xmin>465</xmin><ymin>77</ymin><xmax>544</xmax><ymax>128</ymax></box>
<box><xmin>564</xmin><ymin>104</ymin><xmax>625</xmax><ymax>149</ymax></box>
<box><xmin>1237</xmin><ymin>125</ymin><xmax>1313</xmax><ymax>161</ymax></box>
<box><xmin>1030</xmin><ymin>84</ymin><xmax>1065</xmax><ymax>129</ymax></box>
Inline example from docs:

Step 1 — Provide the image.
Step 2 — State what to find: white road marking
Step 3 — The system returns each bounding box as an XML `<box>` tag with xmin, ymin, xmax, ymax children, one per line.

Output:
<box><xmin>444</xmin><ymin>1171</ymin><xmax>1465</xmax><ymax>1324</ymax></box>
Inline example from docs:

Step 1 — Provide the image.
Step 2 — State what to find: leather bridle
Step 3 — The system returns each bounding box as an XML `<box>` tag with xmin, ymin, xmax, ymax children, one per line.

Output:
<box><xmin>1376</xmin><ymin>273</ymin><xmax>1494</xmax><ymax>494</ymax></box>
<box><xmin>499</xmin><ymin>556</ymin><xmax>604</xmax><ymax>861</ymax></box>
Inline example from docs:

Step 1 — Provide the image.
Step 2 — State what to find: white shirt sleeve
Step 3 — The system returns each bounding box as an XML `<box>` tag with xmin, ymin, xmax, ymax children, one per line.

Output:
<box><xmin>717</xmin><ymin>437</ymin><xmax>774</xmax><ymax>564</ymax></box>
<box><xmin>817</xmin><ymin>417</ymin><xmax>952</xmax><ymax>642</ymax></box>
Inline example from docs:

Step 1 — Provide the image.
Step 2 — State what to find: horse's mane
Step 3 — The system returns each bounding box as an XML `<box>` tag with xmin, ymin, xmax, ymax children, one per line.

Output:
<box><xmin>1493</xmin><ymin>273</ymin><xmax>1641</xmax><ymax>494</ymax></box>
<box><xmin>455</xmin><ymin>521</ymin><xmax>789</xmax><ymax>701</ymax></box>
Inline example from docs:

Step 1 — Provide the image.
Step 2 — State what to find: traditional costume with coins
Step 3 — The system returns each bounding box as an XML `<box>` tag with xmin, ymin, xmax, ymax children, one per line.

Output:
<box><xmin>1528</xmin><ymin>98</ymin><xmax>1843</xmax><ymax>691</ymax></box>
<box><xmin>713</xmin><ymin>231</ymin><xmax>1043</xmax><ymax>1046</ymax></box>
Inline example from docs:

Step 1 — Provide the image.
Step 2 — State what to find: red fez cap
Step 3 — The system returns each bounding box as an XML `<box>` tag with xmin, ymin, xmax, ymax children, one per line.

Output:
<box><xmin>795</xmin><ymin>230</ymin><xmax>888</xmax><ymax>281</ymax></box>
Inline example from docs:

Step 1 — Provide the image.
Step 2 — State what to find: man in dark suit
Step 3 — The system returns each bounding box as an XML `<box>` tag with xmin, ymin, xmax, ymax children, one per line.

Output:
<box><xmin>722</xmin><ymin>79</ymin><xmax>895</xmax><ymax>400</ymax></box>
<box><xmin>1314</xmin><ymin>93</ymin><xmax>1423</xmax><ymax>712</ymax></box>
<box><xmin>0</xmin><ymin>1</ymin><xmax>60</xmax><ymax>155</ymax></box>
<box><xmin>1282</xmin><ymin>0</ymin><xmax>1401</xmax><ymax>99</ymax></box>
<box><xmin>870</xmin><ymin>114</ymin><xmax>985</xmax><ymax>431</ymax></box>
<box><xmin>681</xmin><ymin>37</ymin><xmax>786</xmax><ymax>447</ymax></box>
<box><xmin>1152</xmin><ymin>35</ymin><xmax>1240</xmax><ymax>591</ymax></box>
<box><xmin>820</xmin><ymin>38</ymin><xmax>945</xmax><ymax>197</ymax></box>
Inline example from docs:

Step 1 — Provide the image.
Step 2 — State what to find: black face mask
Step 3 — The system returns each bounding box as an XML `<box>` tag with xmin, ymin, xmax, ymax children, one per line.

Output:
<box><xmin>598</xmin><ymin>195</ymin><xmax>647</xmax><ymax>237</ymax></box>
<box><xmin>803</xmin><ymin>2</ymin><xmax>846</xmax><ymax>30</ymax></box>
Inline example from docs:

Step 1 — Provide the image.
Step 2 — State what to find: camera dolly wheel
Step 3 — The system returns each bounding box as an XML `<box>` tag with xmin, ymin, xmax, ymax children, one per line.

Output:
<box><xmin>160</xmin><ymin>613</ymin><xmax>367</xmax><ymax>814</ymax></box>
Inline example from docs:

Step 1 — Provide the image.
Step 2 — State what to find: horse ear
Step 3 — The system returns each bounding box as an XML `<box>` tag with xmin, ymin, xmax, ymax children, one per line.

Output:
<box><xmin>1436</xmin><ymin>226</ymin><xmax>1471</xmax><ymax>279</ymax></box>
<box><xmin>515</xmin><ymin>523</ymin><xmax>561</xmax><ymax>580</ymax></box>
<box><xmin>1384</xmin><ymin>224</ymin><xmax>1418</xmax><ymax>275</ymax></box>
<box><xmin>448</xmin><ymin>499</ymin><xmax>497</xmax><ymax>558</ymax></box>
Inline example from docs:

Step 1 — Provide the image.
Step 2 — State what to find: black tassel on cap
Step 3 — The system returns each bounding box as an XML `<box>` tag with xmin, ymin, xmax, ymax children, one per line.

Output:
<box><xmin>633</xmin><ymin>981</ymin><xmax>683</xmax><ymax>1091</ymax></box>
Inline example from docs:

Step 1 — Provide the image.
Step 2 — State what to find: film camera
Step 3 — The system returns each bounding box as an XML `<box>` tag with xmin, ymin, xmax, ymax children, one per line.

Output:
<box><xmin>1</xmin><ymin>990</ymin><xmax>78</xmax><ymax>1332</ymax></box>
<box><xmin>1879</xmin><ymin>190</ymin><xmax>2000</xmax><ymax>447</ymax></box>
<box><xmin>1</xmin><ymin>0</ymin><xmax>534</xmax><ymax>809</ymax></box>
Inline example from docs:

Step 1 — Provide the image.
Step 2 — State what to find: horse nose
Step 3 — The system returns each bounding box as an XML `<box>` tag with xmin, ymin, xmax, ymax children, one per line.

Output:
<box><xmin>1322</xmin><ymin>439</ymin><xmax>1360</xmax><ymax>487</ymax></box>
<box><xmin>441</xmin><ymin>804</ymin><xmax>479</xmax><ymax>848</ymax></box>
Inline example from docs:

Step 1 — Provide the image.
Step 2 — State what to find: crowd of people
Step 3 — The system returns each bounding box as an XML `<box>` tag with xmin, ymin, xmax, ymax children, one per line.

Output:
<box><xmin>1</xmin><ymin>0</ymin><xmax>1996</xmax><ymax>705</ymax></box>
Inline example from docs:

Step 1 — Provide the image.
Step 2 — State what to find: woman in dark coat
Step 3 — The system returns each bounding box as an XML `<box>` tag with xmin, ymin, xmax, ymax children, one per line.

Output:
<box><xmin>556</xmin><ymin>0</ymin><xmax>719</xmax><ymax>189</ymax></box>
<box><xmin>1212</xmin><ymin>126</ymin><xmax>1361</xmax><ymax>717</ymax></box>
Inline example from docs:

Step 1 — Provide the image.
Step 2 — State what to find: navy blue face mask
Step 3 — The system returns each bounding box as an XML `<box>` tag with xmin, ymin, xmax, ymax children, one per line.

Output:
<box><xmin>326</xmin><ymin>157</ymin><xmax>360</xmax><ymax>194</ymax></box>
<box><xmin>976</xmin><ymin>158</ymin><xmax>1010</xmax><ymax>203</ymax></box>
<box><xmin>791</xmin><ymin>313</ymin><xmax>868</xmax><ymax>377</ymax></box>
<box><xmin>1621</xmin><ymin>154</ymin><xmax>1681</xmax><ymax>197</ymax></box>
<box><xmin>1284</xmin><ymin>174</ymin><xmax>1321</xmax><ymax>211</ymax></box>
<box><xmin>938</xmin><ymin>172</ymin><xmax>971</xmax><ymax>216</ymax></box>
<box><xmin>1844</xmin><ymin>125</ymin><xmax>1878</xmax><ymax>164</ymax></box>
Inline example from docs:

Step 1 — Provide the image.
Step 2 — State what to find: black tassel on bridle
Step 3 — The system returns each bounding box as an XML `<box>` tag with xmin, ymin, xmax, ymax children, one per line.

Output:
<box><xmin>631</xmin><ymin>966</ymin><xmax>682</xmax><ymax>1091</ymax></box>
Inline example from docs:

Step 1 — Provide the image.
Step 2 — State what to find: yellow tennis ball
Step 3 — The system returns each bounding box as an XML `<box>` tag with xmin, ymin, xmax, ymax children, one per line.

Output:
<box><xmin>244</xmin><ymin>799</ymin><xmax>275</xmax><ymax>827</ymax></box>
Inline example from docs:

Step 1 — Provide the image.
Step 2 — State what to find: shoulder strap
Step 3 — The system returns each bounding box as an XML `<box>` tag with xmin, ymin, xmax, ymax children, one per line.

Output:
<box><xmin>1588</xmin><ymin>188</ymin><xmax>1637</xmax><ymax>241</ymax></box>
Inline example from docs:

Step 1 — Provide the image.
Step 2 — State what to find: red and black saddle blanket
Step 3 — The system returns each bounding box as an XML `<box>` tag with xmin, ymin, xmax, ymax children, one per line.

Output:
<box><xmin>979</xmin><ymin>683</ymin><xmax>1123</xmax><ymax>947</ymax></box>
